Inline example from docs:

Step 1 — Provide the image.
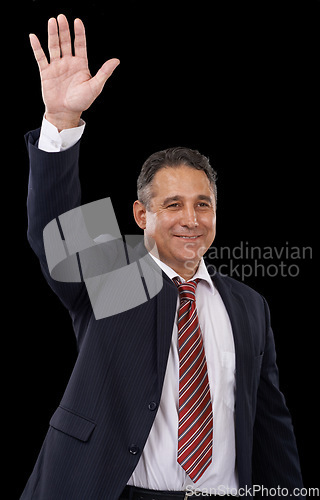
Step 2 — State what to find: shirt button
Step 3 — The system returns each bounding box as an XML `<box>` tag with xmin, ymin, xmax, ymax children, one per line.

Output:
<box><xmin>129</xmin><ymin>444</ymin><xmax>140</xmax><ymax>455</ymax></box>
<box><xmin>148</xmin><ymin>401</ymin><xmax>157</xmax><ymax>411</ymax></box>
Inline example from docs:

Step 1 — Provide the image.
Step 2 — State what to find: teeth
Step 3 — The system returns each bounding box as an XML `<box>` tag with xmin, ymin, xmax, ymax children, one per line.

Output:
<box><xmin>178</xmin><ymin>236</ymin><xmax>198</xmax><ymax>239</ymax></box>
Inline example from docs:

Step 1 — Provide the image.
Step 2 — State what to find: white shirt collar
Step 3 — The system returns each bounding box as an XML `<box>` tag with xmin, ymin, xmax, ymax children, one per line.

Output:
<box><xmin>149</xmin><ymin>254</ymin><xmax>215</xmax><ymax>295</ymax></box>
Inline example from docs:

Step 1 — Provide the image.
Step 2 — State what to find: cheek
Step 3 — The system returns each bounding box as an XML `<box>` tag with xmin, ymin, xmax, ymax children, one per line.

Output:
<box><xmin>146</xmin><ymin>212</ymin><xmax>177</xmax><ymax>237</ymax></box>
<box><xmin>200</xmin><ymin>213</ymin><xmax>216</xmax><ymax>232</ymax></box>
<box><xmin>145</xmin><ymin>211</ymin><xmax>163</xmax><ymax>235</ymax></box>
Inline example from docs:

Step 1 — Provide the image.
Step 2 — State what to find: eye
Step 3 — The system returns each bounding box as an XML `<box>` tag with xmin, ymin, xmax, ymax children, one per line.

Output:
<box><xmin>167</xmin><ymin>203</ymin><xmax>181</xmax><ymax>208</ymax></box>
<box><xmin>197</xmin><ymin>202</ymin><xmax>210</xmax><ymax>207</ymax></box>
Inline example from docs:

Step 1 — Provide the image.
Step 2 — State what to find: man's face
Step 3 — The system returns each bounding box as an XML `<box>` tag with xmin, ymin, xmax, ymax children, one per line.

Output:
<box><xmin>133</xmin><ymin>164</ymin><xmax>216</xmax><ymax>279</ymax></box>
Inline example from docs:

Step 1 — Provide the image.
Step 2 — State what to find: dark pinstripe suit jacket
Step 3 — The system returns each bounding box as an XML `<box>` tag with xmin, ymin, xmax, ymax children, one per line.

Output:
<box><xmin>21</xmin><ymin>129</ymin><xmax>304</xmax><ymax>499</ymax></box>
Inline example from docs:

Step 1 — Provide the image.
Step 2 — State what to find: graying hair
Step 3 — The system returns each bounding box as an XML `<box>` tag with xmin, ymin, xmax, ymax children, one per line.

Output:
<box><xmin>137</xmin><ymin>146</ymin><xmax>217</xmax><ymax>209</ymax></box>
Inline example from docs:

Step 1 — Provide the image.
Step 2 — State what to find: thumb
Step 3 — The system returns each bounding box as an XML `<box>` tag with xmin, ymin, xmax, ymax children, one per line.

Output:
<box><xmin>90</xmin><ymin>58</ymin><xmax>120</xmax><ymax>96</ymax></box>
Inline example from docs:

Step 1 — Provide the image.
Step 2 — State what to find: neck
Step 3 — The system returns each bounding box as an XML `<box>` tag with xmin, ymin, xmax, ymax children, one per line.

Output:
<box><xmin>175</xmin><ymin>263</ymin><xmax>200</xmax><ymax>281</ymax></box>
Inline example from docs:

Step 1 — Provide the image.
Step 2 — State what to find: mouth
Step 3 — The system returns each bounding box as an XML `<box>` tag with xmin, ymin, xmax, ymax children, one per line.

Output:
<box><xmin>174</xmin><ymin>235</ymin><xmax>202</xmax><ymax>240</ymax></box>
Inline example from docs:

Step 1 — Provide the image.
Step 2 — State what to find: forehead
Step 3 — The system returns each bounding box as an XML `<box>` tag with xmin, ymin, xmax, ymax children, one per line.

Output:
<box><xmin>151</xmin><ymin>165</ymin><xmax>214</xmax><ymax>199</ymax></box>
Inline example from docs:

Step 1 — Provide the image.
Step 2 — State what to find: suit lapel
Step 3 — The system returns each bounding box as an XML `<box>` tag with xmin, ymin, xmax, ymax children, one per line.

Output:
<box><xmin>126</xmin><ymin>242</ymin><xmax>178</xmax><ymax>394</ymax></box>
<box><xmin>213</xmin><ymin>273</ymin><xmax>255</xmax><ymax>359</ymax></box>
<box><xmin>155</xmin><ymin>272</ymin><xmax>178</xmax><ymax>393</ymax></box>
<box><xmin>212</xmin><ymin>273</ymin><xmax>255</xmax><ymax>411</ymax></box>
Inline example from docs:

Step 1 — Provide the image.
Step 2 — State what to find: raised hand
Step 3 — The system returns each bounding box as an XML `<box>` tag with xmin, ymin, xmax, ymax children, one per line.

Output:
<box><xmin>29</xmin><ymin>14</ymin><xmax>120</xmax><ymax>131</ymax></box>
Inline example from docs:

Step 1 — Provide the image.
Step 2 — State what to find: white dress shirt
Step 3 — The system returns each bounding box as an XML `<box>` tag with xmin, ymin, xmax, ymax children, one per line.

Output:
<box><xmin>38</xmin><ymin>118</ymin><xmax>239</xmax><ymax>494</ymax></box>
<box><xmin>38</xmin><ymin>116</ymin><xmax>85</xmax><ymax>152</ymax></box>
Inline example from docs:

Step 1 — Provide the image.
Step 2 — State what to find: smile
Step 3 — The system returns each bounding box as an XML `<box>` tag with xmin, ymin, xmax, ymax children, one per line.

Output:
<box><xmin>174</xmin><ymin>235</ymin><xmax>201</xmax><ymax>239</ymax></box>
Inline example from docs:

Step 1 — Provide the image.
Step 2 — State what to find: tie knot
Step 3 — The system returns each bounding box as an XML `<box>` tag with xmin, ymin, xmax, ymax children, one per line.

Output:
<box><xmin>172</xmin><ymin>277</ymin><xmax>200</xmax><ymax>302</ymax></box>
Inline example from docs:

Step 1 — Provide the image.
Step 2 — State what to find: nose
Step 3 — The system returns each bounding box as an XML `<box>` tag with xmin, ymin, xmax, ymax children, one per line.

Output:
<box><xmin>180</xmin><ymin>205</ymin><xmax>198</xmax><ymax>228</ymax></box>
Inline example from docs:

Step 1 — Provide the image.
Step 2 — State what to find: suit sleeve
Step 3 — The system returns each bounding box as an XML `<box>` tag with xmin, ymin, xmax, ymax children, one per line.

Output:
<box><xmin>252</xmin><ymin>296</ymin><xmax>305</xmax><ymax>497</ymax></box>
<box><xmin>25</xmin><ymin>128</ymin><xmax>89</xmax><ymax>325</ymax></box>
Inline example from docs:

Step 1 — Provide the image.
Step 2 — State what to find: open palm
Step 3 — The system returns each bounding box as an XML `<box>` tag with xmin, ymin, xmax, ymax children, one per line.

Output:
<box><xmin>29</xmin><ymin>14</ymin><xmax>119</xmax><ymax>130</ymax></box>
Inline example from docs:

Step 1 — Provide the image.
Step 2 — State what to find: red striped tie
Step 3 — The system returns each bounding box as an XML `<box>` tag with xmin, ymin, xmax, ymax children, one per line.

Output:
<box><xmin>173</xmin><ymin>277</ymin><xmax>213</xmax><ymax>483</ymax></box>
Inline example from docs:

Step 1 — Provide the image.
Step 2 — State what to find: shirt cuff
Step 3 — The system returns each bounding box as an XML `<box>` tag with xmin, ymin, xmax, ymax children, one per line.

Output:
<box><xmin>38</xmin><ymin>115</ymin><xmax>86</xmax><ymax>152</ymax></box>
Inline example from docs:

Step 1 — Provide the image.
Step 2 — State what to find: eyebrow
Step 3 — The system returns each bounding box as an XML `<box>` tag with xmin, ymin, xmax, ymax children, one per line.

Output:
<box><xmin>162</xmin><ymin>195</ymin><xmax>214</xmax><ymax>206</ymax></box>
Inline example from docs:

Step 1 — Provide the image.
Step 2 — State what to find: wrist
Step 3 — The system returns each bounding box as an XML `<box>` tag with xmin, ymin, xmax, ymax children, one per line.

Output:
<box><xmin>44</xmin><ymin>110</ymin><xmax>82</xmax><ymax>132</ymax></box>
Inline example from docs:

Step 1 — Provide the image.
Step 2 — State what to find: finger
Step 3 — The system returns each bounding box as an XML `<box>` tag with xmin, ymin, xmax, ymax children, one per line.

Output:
<box><xmin>57</xmin><ymin>14</ymin><xmax>72</xmax><ymax>57</ymax></box>
<box><xmin>90</xmin><ymin>58</ymin><xmax>120</xmax><ymax>96</ymax></box>
<box><xmin>29</xmin><ymin>33</ymin><xmax>49</xmax><ymax>72</ymax></box>
<box><xmin>74</xmin><ymin>18</ymin><xmax>87</xmax><ymax>59</ymax></box>
<box><xmin>48</xmin><ymin>17</ymin><xmax>60</xmax><ymax>61</ymax></box>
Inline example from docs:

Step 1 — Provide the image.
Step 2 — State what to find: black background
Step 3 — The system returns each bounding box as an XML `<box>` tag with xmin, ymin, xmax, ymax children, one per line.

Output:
<box><xmin>8</xmin><ymin>0</ymin><xmax>318</xmax><ymax>497</ymax></box>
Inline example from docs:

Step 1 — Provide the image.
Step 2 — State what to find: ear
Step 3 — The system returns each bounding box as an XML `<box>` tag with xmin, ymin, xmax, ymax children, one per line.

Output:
<box><xmin>133</xmin><ymin>200</ymin><xmax>147</xmax><ymax>229</ymax></box>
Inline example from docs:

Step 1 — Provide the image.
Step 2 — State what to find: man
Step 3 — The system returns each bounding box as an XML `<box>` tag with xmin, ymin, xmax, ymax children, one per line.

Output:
<box><xmin>22</xmin><ymin>14</ymin><xmax>304</xmax><ymax>500</ymax></box>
